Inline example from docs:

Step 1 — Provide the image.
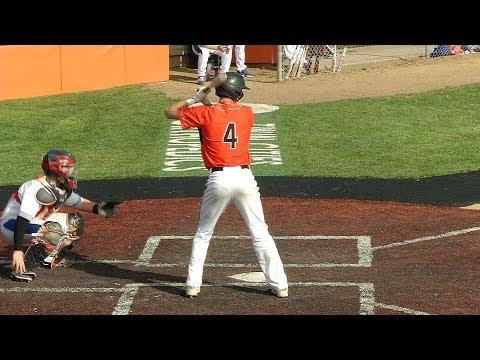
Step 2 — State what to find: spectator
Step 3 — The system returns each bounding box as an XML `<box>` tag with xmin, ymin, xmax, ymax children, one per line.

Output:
<box><xmin>192</xmin><ymin>45</ymin><xmax>232</xmax><ymax>85</ymax></box>
<box><xmin>234</xmin><ymin>45</ymin><xmax>254</xmax><ymax>78</ymax></box>
<box><xmin>463</xmin><ymin>45</ymin><xmax>480</xmax><ymax>53</ymax></box>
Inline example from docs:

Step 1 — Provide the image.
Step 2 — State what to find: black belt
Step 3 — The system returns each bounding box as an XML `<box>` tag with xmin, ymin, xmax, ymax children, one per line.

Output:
<box><xmin>211</xmin><ymin>165</ymin><xmax>250</xmax><ymax>172</ymax></box>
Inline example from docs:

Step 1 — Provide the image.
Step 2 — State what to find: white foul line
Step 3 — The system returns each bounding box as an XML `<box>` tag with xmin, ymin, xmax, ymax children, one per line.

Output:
<box><xmin>132</xmin><ymin>235</ymin><xmax>372</xmax><ymax>268</ymax></box>
<box><xmin>357</xmin><ymin>236</ymin><xmax>372</xmax><ymax>267</ymax></box>
<box><xmin>136</xmin><ymin>236</ymin><xmax>162</xmax><ymax>265</ymax></box>
<box><xmin>112</xmin><ymin>237</ymin><xmax>162</xmax><ymax>315</ymax></box>
<box><xmin>0</xmin><ymin>259</ymin><xmax>367</xmax><ymax>268</ymax></box>
<box><xmin>0</xmin><ymin>282</ymin><xmax>375</xmax><ymax>315</ymax></box>
<box><xmin>375</xmin><ymin>302</ymin><xmax>431</xmax><ymax>315</ymax></box>
<box><xmin>359</xmin><ymin>283</ymin><xmax>375</xmax><ymax>315</ymax></box>
<box><xmin>1</xmin><ymin>260</ymin><xmax>365</xmax><ymax>267</ymax></box>
<box><xmin>112</xmin><ymin>284</ymin><xmax>141</xmax><ymax>315</ymax></box>
<box><xmin>0</xmin><ymin>287</ymin><xmax>124</xmax><ymax>293</ymax></box>
<box><xmin>372</xmin><ymin>227</ymin><xmax>480</xmax><ymax>251</ymax></box>
<box><xmin>0</xmin><ymin>282</ymin><xmax>369</xmax><ymax>291</ymax></box>
<box><xmin>146</xmin><ymin>235</ymin><xmax>366</xmax><ymax>240</ymax></box>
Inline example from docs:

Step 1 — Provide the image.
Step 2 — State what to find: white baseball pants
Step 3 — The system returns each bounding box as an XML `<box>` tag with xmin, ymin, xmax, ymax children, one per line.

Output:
<box><xmin>1</xmin><ymin>212</ymin><xmax>70</xmax><ymax>243</ymax></box>
<box><xmin>193</xmin><ymin>45</ymin><xmax>232</xmax><ymax>77</ymax></box>
<box><xmin>234</xmin><ymin>45</ymin><xmax>247</xmax><ymax>72</ymax></box>
<box><xmin>186</xmin><ymin>166</ymin><xmax>288</xmax><ymax>291</ymax></box>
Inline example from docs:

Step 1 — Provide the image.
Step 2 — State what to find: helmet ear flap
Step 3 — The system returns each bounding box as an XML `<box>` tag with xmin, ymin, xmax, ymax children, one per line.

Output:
<box><xmin>41</xmin><ymin>154</ymin><xmax>51</xmax><ymax>175</ymax></box>
<box><xmin>235</xmin><ymin>91</ymin><xmax>244</xmax><ymax>101</ymax></box>
<box><xmin>215</xmin><ymin>71</ymin><xmax>248</xmax><ymax>100</ymax></box>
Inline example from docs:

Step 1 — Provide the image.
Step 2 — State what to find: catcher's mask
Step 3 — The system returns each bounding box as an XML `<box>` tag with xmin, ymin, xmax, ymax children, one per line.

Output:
<box><xmin>215</xmin><ymin>72</ymin><xmax>250</xmax><ymax>101</ymax></box>
<box><xmin>41</xmin><ymin>149</ymin><xmax>78</xmax><ymax>190</ymax></box>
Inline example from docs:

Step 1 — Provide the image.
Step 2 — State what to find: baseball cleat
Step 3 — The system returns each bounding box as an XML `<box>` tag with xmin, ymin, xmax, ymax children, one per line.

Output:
<box><xmin>50</xmin><ymin>255</ymin><xmax>75</xmax><ymax>269</ymax></box>
<box><xmin>43</xmin><ymin>255</ymin><xmax>54</xmax><ymax>265</ymax></box>
<box><xmin>270</xmin><ymin>288</ymin><xmax>288</xmax><ymax>298</ymax></box>
<box><xmin>237</xmin><ymin>68</ymin><xmax>254</xmax><ymax>78</ymax></box>
<box><xmin>185</xmin><ymin>286</ymin><xmax>201</xmax><ymax>298</ymax></box>
<box><xmin>11</xmin><ymin>270</ymin><xmax>36</xmax><ymax>282</ymax></box>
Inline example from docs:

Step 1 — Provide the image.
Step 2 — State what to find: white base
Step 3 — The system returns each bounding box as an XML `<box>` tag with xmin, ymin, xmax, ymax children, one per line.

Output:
<box><xmin>228</xmin><ymin>271</ymin><xmax>267</xmax><ymax>283</ymax></box>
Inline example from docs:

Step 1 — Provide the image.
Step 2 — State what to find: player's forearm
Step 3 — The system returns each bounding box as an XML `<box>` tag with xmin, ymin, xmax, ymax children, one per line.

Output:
<box><xmin>165</xmin><ymin>81</ymin><xmax>216</xmax><ymax>119</ymax></box>
<box><xmin>74</xmin><ymin>197</ymin><xmax>96</xmax><ymax>213</ymax></box>
<box><xmin>13</xmin><ymin>216</ymin><xmax>30</xmax><ymax>251</ymax></box>
<box><xmin>203</xmin><ymin>45</ymin><xmax>219</xmax><ymax>51</ymax></box>
<box><xmin>203</xmin><ymin>45</ymin><xmax>230</xmax><ymax>52</ymax></box>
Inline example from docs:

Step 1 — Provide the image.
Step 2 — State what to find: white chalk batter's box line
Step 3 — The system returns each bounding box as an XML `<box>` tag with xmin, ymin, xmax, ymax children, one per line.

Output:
<box><xmin>0</xmin><ymin>282</ymin><xmax>376</xmax><ymax>315</ymax></box>
<box><xmin>0</xmin><ymin>235</ymin><xmax>372</xmax><ymax>268</ymax></box>
<box><xmin>134</xmin><ymin>235</ymin><xmax>373</xmax><ymax>268</ymax></box>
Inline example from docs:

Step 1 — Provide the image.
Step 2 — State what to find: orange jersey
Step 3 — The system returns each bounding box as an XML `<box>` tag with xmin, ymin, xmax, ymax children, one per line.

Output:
<box><xmin>178</xmin><ymin>103</ymin><xmax>254</xmax><ymax>169</ymax></box>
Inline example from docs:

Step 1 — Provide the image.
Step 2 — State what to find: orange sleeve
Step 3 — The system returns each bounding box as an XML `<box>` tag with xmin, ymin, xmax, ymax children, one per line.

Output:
<box><xmin>248</xmin><ymin>106</ymin><xmax>254</xmax><ymax>127</ymax></box>
<box><xmin>178</xmin><ymin>105</ymin><xmax>207</xmax><ymax>129</ymax></box>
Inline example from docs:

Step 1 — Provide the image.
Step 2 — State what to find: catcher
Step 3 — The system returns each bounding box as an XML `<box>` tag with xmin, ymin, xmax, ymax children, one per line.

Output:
<box><xmin>0</xmin><ymin>149</ymin><xmax>121</xmax><ymax>282</ymax></box>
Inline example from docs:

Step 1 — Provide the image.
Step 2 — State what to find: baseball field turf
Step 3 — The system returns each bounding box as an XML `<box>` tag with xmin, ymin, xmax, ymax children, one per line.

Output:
<box><xmin>1</xmin><ymin>83</ymin><xmax>480</xmax><ymax>185</ymax></box>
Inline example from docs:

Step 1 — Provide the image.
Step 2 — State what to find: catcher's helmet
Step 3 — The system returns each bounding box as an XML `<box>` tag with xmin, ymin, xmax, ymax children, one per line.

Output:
<box><xmin>215</xmin><ymin>72</ymin><xmax>250</xmax><ymax>100</ymax></box>
<box><xmin>41</xmin><ymin>149</ymin><xmax>77</xmax><ymax>190</ymax></box>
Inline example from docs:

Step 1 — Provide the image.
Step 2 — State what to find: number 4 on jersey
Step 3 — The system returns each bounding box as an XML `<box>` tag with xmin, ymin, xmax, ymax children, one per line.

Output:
<box><xmin>223</xmin><ymin>123</ymin><xmax>238</xmax><ymax>149</ymax></box>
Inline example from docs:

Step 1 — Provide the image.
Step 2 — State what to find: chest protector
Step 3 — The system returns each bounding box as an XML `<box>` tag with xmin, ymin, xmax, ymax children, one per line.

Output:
<box><xmin>35</xmin><ymin>180</ymin><xmax>72</xmax><ymax>210</ymax></box>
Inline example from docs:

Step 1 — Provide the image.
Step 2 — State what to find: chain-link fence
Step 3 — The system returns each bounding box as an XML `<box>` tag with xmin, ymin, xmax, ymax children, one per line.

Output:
<box><xmin>278</xmin><ymin>45</ymin><xmax>348</xmax><ymax>80</ymax></box>
<box><xmin>277</xmin><ymin>45</ymin><xmax>480</xmax><ymax>81</ymax></box>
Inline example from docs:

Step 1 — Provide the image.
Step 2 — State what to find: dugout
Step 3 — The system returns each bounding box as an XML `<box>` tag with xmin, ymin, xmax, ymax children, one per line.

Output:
<box><xmin>169</xmin><ymin>45</ymin><xmax>277</xmax><ymax>69</ymax></box>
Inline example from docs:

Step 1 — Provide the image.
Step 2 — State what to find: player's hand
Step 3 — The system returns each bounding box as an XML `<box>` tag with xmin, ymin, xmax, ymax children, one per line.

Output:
<box><xmin>218</xmin><ymin>45</ymin><xmax>229</xmax><ymax>53</ymax></box>
<box><xmin>193</xmin><ymin>86</ymin><xmax>211</xmax><ymax>103</ymax></box>
<box><xmin>201</xmin><ymin>97</ymin><xmax>212</xmax><ymax>106</ymax></box>
<box><xmin>12</xmin><ymin>250</ymin><xmax>26</xmax><ymax>273</ymax></box>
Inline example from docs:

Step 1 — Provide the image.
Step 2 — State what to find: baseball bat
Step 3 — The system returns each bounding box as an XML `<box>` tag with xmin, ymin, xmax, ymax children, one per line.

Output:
<box><xmin>194</xmin><ymin>73</ymin><xmax>228</xmax><ymax>106</ymax></box>
<box><xmin>200</xmin><ymin>72</ymin><xmax>227</xmax><ymax>93</ymax></box>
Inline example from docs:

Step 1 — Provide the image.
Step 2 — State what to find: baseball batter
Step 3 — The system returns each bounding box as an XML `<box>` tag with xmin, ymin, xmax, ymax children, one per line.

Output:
<box><xmin>0</xmin><ymin>149</ymin><xmax>121</xmax><ymax>281</ymax></box>
<box><xmin>165</xmin><ymin>72</ymin><xmax>289</xmax><ymax>298</ymax></box>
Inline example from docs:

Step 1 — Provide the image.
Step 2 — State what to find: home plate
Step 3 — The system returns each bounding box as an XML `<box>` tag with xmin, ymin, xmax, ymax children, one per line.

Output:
<box><xmin>229</xmin><ymin>272</ymin><xmax>267</xmax><ymax>283</ymax></box>
<box><xmin>242</xmin><ymin>104</ymin><xmax>279</xmax><ymax>114</ymax></box>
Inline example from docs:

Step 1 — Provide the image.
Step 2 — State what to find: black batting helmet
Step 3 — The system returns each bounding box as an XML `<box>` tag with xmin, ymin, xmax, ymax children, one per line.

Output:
<box><xmin>215</xmin><ymin>72</ymin><xmax>250</xmax><ymax>100</ymax></box>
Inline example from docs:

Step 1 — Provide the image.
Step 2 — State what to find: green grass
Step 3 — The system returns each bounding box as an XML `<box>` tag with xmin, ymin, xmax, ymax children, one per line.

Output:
<box><xmin>1</xmin><ymin>86</ymin><xmax>172</xmax><ymax>184</ymax></box>
<box><xmin>1</xmin><ymin>83</ymin><xmax>480</xmax><ymax>185</ymax></box>
<box><xmin>268</xmin><ymin>84</ymin><xmax>480</xmax><ymax>178</ymax></box>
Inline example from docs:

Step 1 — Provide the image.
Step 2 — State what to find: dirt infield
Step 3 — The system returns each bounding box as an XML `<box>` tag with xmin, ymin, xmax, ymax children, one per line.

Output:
<box><xmin>1</xmin><ymin>198</ymin><xmax>480</xmax><ymax>315</ymax></box>
<box><xmin>2</xmin><ymin>53</ymin><xmax>480</xmax><ymax>315</ymax></box>
<box><xmin>147</xmin><ymin>53</ymin><xmax>480</xmax><ymax>105</ymax></box>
